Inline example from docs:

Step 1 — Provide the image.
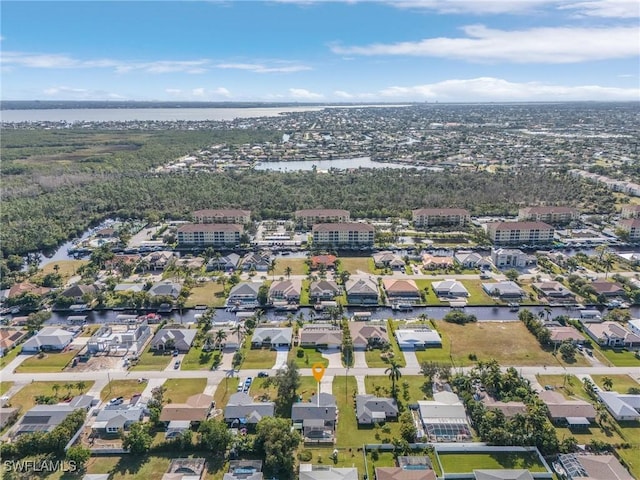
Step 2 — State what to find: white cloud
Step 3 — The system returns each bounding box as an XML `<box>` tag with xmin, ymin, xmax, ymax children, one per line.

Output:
<box><xmin>331</xmin><ymin>25</ymin><xmax>639</xmax><ymax>63</ymax></box>
<box><xmin>192</xmin><ymin>88</ymin><xmax>206</xmax><ymax>97</ymax></box>
<box><xmin>375</xmin><ymin>77</ymin><xmax>640</xmax><ymax>101</ymax></box>
<box><xmin>213</xmin><ymin>87</ymin><xmax>231</xmax><ymax>97</ymax></box>
<box><xmin>334</xmin><ymin>90</ymin><xmax>354</xmax><ymax>98</ymax></box>
<box><xmin>42</xmin><ymin>86</ymin><xmax>125</xmax><ymax>99</ymax></box>
<box><xmin>215</xmin><ymin>62</ymin><xmax>312</xmax><ymax>73</ymax></box>
<box><xmin>289</xmin><ymin>88</ymin><xmax>323</xmax><ymax>99</ymax></box>
<box><xmin>165</xmin><ymin>88</ymin><xmax>183</xmax><ymax>95</ymax></box>
<box><xmin>561</xmin><ymin>0</ymin><xmax>640</xmax><ymax>18</ymax></box>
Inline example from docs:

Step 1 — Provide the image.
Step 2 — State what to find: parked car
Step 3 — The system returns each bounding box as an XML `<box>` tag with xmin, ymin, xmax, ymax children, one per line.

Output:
<box><xmin>109</xmin><ymin>396</ymin><xmax>124</xmax><ymax>405</ymax></box>
<box><xmin>257</xmin><ymin>371</ymin><xmax>269</xmax><ymax>378</ymax></box>
<box><xmin>174</xmin><ymin>360</ymin><xmax>181</xmax><ymax>369</ymax></box>
<box><xmin>172</xmin><ymin>350</ymin><xmax>179</xmax><ymax>357</ymax></box>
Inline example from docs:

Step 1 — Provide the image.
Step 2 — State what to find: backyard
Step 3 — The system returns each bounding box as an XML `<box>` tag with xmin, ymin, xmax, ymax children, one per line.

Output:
<box><xmin>436</xmin><ymin>451</ymin><xmax>548</xmax><ymax>474</ymax></box>
<box><xmin>364</xmin><ymin>375</ymin><xmax>432</xmax><ymax>408</ymax></box>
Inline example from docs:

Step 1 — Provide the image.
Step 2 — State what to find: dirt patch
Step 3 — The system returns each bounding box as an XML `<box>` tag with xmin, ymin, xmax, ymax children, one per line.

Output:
<box><xmin>67</xmin><ymin>354</ymin><xmax>123</xmax><ymax>372</ymax></box>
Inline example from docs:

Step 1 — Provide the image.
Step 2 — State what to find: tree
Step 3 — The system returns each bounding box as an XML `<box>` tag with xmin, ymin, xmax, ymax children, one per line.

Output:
<box><xmin>122</xmin><ymin>422</ymin><xmax>152</xmax><ymax>453</ymax></box>
<box><xmin>284</xmin><ymin>266</ymin><xmax>292</xmax><ymax>279</ymax></box>
<box><xmin>399</xmin><ymin>411</ymin><xmax>417</xmax><ymax>442</ymax></box>
<box><xmin>558</xmin><ymin>342</ymin><xmax>577</xmax><ymax>362</ymax></box>
<box><xmin>505</xmin><ymin>269</ymin><xmax>520</xmax><ymax>282</ymax></box>
<box><xmin>75</xmin><ymin>381</ymin><xmax>87</xmax><ymax>394</ymax></box>
<box><xmin>52</xmin><ymin>383</ymin><xmax>61</xmax><ymax>398</ymax></box>
<box><xmin>385</xmin><ymin>360</ymin><xmax>402</xmax><ymax>397</ymax></box>
<box><xmin>198</xmin><ymin>418</ymin><xmax>232</xmax><ymax>455</ymax></box>
<box><xmin>271</xmin><ymin>360</ymin><xmax>301</xmax><ymax>415</ymax></box>
<box><xmin>255</xmin><ymin>417</ymin><xmax>301</xmax><ymax>480</ymax></box>
<box><xmin>214</xmin><ymin>329</ymin><xmax>228</xmax><ymax>349</ymax></box>
<box><xmin>66</xmin><ymin>445</ymin><xmax>91</xmax><ymax>471</ymax></box>
<box><xmin>602</xmin><ymin>376</ymin><xmax>614</xmax><ymax>391</ymax></box>
<box><xmin>25</xmin><ymin>311</ymin><xmax>51</xmax><ymax>335</ymax></box>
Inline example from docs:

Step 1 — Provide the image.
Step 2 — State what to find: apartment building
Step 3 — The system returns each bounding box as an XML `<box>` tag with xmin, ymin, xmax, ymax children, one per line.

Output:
<box><xmin>192</xmin><ymin>209</ymin><xmax>251</xmax><ymax>224</ymax></box>
<box><xmin>621</xmin><ymin>204</ymin><xmax>640</xmax><ymax>219</ymax></box>
<box><xmin>311</xmin><ymin>222</ymin><xmax>375</xmax><ymax>247</ymax></box>
<box><xmin>412</xmin><ymin>208</ymin><xmax>470</xmax><ymax>227</ymax></box>
<box><xmin>295</xmin><ymin>209</ymin><xmax>350</xmax><ymax>228</ymax></box>
<box><xmin>518</xmin><ymin>206</ymin><xmax>579</xmax><ymax>225</ymax></box>
<box><xmin>486</xmin><ymin>221</ymin><xmax>554</xmax><ymax>245</ymax></box>
<box><xmin>618</xmin><ymin>218</ymin><xmax>640</xmax><ymax>241</ymax></box>
<box><xmin>177</xmin><ymin>223</ymin><xmax>242</xmax><ymax>246</ymax></box>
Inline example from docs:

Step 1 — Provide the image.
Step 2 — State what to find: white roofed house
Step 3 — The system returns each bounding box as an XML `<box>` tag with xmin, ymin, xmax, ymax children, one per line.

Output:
<box><xmin>345</xmin><ymin>276</ymin><xmax>379</xmax><ymax>305</ymax></box>
<box><xmin>21</xmin><ymin>327</ymin><xmax>75</xmax><ymax>353</ymax></box>
<box><xmin>596</xmin><ymin>391</ymin><xmax>640</xmax><ymax>421</ymax></box>
<box><xmin>395</xmin><ymin>328</ymin><xmax>442</xmax><ymax>349</ymax></box>
<box><xmin>150</xmin><ymin>328</ymin><xmax>197</xmax><ymax>352</ymax></box>
<box><xmin>417</xmin><ymin>391</ymin><xmax>472</xmax><ymax>442</ymax></box>
<box><xmin>268</xmin><ymin>279</ymin><xmax>302</xmax><ymax>305</ymax></box>
<box><xmin>251</xmin><ymin>327</ymin><xmax>293</xmax><ymax>349</ymax></box>
<box><xmin>482</xmin><ymin>281</ymin><xmax>526</xmax><ymax>300</ymax></box>
<box><xmin>241</xmin><ymin>252</ymin><xmax>272</xmax><ymax>272</ymax></box>
<box><xmin>92</xmin><ymin>405</ymin><xmax>144</xmax><ymax>435</ymax></box>
<box><xmin>431</xmin><ymin>279</ymin><xmax>469</xmax><ymax>298</ymax></box>
<box><xmin>454</xmin><ymin>251</ymin><xmax>492</xmax><ymax>270</ymax></box>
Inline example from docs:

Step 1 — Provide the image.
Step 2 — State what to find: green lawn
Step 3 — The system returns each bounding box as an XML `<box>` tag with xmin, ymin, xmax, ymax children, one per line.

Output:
<box><xmin>242</xmin><ymin>347</ymin><xmax>277</xmax><ymax>369</ymax></box>
<box><xmin>15</xmin><ymin>350</ymin><xmax>79</xmax><ymax>373</ymax></box>
<box><xmin>5</xmin><ymin>381</ymin><xmax>94</xmax><ymax>414</ymax></box>
<box><xmin>131</xmin><ymin>347</ymin><xmax>172</xmax><ymax>371</ymax></box>
<box><xmin>181</xmin><ymin>347</ymin><xmax>222</xmax><ymax>370</ymax></box>
<box><xmin>617</xmin><ymin>421</ymin><xmax>640</xmax><ymax>480</ymax></box>
<box><xmin>213</xmin><ymin>377</ymin><xmax>238</xmax><ymax>411</ymax></box>
<box><xmin>39</xmin><ymin>259</ymin><xmax>88</xmax><ymax>282</ymax></box>
<box><xmin>297</xmin><ymin>447</ymin><xmax>368</xmax><ymax>478</ymax></box>
<box><xmin>78</xmin><ymin>325</ymin><xmax>100</xmax><ymax>337</ymax></box>
<box><xmin>536</xmin><ymin>375</ymin><xmax>590</xmax><ymax>401</ymax></box>
<box><xmin>594</xmin><ymin>347</ymin><xmax>640</xmax><ymax>367</ymax></box>
<box><xmin>100</xmin><ymin>380</ymin><xmax>148</xmax><ymax>402</ymax></box>
<box><xmin>300</xmin><ymin>279</ymin><xmax>311</xmax><ymax>306</ymax></box>
<box><xmin>0</xmin><ymin>347</ymin><xmax>22</xmax><ymax>368</ymax></box>
<box><xmin>591</xmin><ymin>374</ymin><xmax>639</xmax><ymax>393</ymax></box>
<box><xmin>437</xmin><ymin>451</ymin><xmax>548</xmax><ymax>473</ymax></box>
<box><xmin>288</xmin><ymin>347</ymin><xmax>329</xmax><ymax>368</ymax></box>
<box><xmin>364</xmin><ymin>375</ymin><xmax>432</xmax><ymax>409</ymax></box>
<box><xmin>460</xmin><ymin>279</ymin><xmax>502</xmax><ymax>305</ymax></box>
<box><xmin>0</xmin><ymin>382</ymin><xmax>14</xmax><ymax>396</ymax></box>
<box><xmin>163</xmin><ymin>378</ymin><xmax>207</xmax><ymax>403</ymax></box>
<box><xmin>339</xmin><ymin>257</ymin><xmax>375</xmax><ymax>274</ymax></box>
<box><xmin>185</xmin><ymin>282</ymin><xmax>226</xmax><ymax>307</ymax></box>
<box><xmin>413</xmin><ymin>279</ymin><xmax>446</xmax><ymax>305</ymax></box>
<box><xmin>274</xmin><ymin>258</ymin><xmax>308</xmax><ymax>276</ymax></box>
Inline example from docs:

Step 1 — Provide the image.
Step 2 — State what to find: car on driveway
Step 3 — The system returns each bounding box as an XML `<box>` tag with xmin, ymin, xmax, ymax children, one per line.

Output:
<box><xmin>257</xmin><ymin>371</ymin><xmax>269</xmax><ymax>378</ymax></box>
<box><xmin>174</xmin><ymin>360</ymin><xmax>181</xmax><ymax>369</ymax></box>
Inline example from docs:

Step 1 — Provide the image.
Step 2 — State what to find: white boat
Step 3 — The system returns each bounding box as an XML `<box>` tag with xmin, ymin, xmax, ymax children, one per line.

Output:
<box><xmin>392</xmin><ymin>303</ymin><xmax>413</xmax><ymax>311</ymax></box>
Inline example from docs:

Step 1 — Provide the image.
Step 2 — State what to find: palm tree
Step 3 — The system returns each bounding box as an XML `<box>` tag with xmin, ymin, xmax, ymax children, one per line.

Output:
<box><xmin>52</xmin><ymin>383</ymin><xmax>61</xmax><ymax>398</ymax></box>
<box><xmin>233</xmin><ymin>322</ymin><xmax>245</xmax><ymax>345</ymax></box>
<box><xmin>602</xmin><ymin>376</ymin><xmax>614</xmax><ymax>391</ymax></box>
<box><xmin>603</xmin><ymin>253</ymin><xmax>614</xmax><ymax>279</ymax></box>
<box><xmin>75</xmin><ymin>381</ymin><xmax>87</xmax><ymax>394</ymax></box>
<box><xmin>215</xmin><ymin>329</ymin><xmax>228</xmax><ymax>350</ymax></box>
<box><xmin>268</xmin><ymin>259</ymin><xmax>277</xmax><ymax>280</ymax></box>
<box><xmin>63</xmin><ymin>382</ymin><xmax>74</xmax><ymax>398</ymax></box>
<box><xmin>385</xmin><ymin>360</ymin><xmax>402</xmax><ymax>398</ymax></box>
<box><xmin>284</xmin><ymin>266</ymin><xmax>292</xmax><ymax>279</ymax></box>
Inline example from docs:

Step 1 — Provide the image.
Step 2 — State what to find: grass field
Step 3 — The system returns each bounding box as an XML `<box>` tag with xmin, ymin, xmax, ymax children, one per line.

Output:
<box><xmin>288</xmin><ymin>347</ymin><xmax>329</xmax><ymax>368</ymax></box>
<box><xmin>101</xmin><ymin>379</ymin><xmax>148</xmax><ymax>402</ymax></box>
<box><xmin>0</xmin><ymin>382</ymin><xmax>14</xmax><ymax>396</ymax></box>
<box><xmin>339</xmin><ymin>257</ymin><xmax>375</xmax><ymax>274</ymax></box>
<box><xmin>40</xmin><ymin>259</ymin><xmax>88</xmax><ymax>282</ymax></box>
<box><xmin>274</xmin><ymin>258</ymin><xmax>308</xmax><ymax>276</ymax></box>
<box><xmin>15</xmin><ymin>350</ymin><xmax>78</xmax><ymax>373</ymax></box>
<box><xmin>595</xmin><ymin>347</ymin><xmax>640</xmax><ymax>367</ymax></box>
<box><xmin>241</xmin><ymin>347</ymin><xmax>277</xmax><ymax>369</ymax></box>
<box><xmin>78</xmin><ymin>325</ymin><xmax>100</xmax><ymax>337</ymax></box>
<box><xmin>460</xmin><ymin>279</ymin><xmax>502</xmax><ymax>305</ymax></box>
<box><xmin>365</xmin><ymin>375</ymin><xmax>432</xmax><ymax>407</ymax></box>
<box><xmin>413</xmin><ymin>279</ymin><xmax>446</xmax><ymax>305</ymax></box>
<box><xmin>415</xmin><ymin>321</ymin><xmax>588</xmax><ymax>367</ymax></box>
<box><xmin>181</xmin><ymin>347</ymin><xmax>222</xmax><ymax>370</ymax></box>
<box><xmin>185</xmin><ymin>282</ymin><xmax>226</xmax><ymax>307</ymax></box>
<box><xmin>591</xmin><ymin>374</ymin><xmax>639</xmax><ymax>393</ymax></box>
<box><xmin>0</xmin><ymin>347</ymin><xmax>22</xmax><ymax>368</ymax></box>
<box><xmin>536</xmin><ymin>375</ymin><xmax>590</xmax><ymax>401</ymax></box>
<box><xmin>213</xmin><ymin>378</ymin><xmax>237</xmax><ymax>410</ymax></box>
<box><xmin>437</xmin><ymin>451</ymin><xmax>548</xmax><ymax>473</ymax></box>
<box><xmin>6</xmin><ymin>381</ymin><xmax>94</xmax><ymax>414</ymax></box>
<box><xmin>163</xmin><ymin>378</ymin><xmax>207</xmax><ymax>403</ymax></box>
<box><xmin>131</xmin><ymin>347</ymin><xmax>172</xmax><ymax>371</ymax></box>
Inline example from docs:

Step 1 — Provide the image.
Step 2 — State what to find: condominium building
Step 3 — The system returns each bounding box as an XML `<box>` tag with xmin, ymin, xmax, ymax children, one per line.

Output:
<box><xmin>192</xmin><ymin>209</ymin><xmax>251</xmax><ymax>224</ymax></box>
<box><xmin>486</xmin><ymin>221</ymin><xmax>554</xmax><ymax>245</ymax></box>
<box><xmin>618</xmin><ymin>218</ymin><xmax>640</xmax><ymax>241</ymax></box>
<box><xmin>295</xmin><ymin>209</ymin><xmax>351</xmax><ymax>228</ymax></box>
<box><xmin>518</xmin><ymin>206</ymin><xmax>579</xmax><ymax>225</ymax></box>
<box><xmin>621</xmin><ymin>204</ymin><xmax>640</xmax><ymax>219</ymax></box>
<box><xmin>412</xmin><ymin>208</ymin><xmax>470</xmax><ymax>227</ymax></box>
<box><xmin>177</xmin><ymin>223</ymin><xmax>242</xmax><ymax>246</ymax></box>
<box><xmin>312</xmin><ymin>222</ymin><xmax>375</xmax><ymax>247</ymax></box>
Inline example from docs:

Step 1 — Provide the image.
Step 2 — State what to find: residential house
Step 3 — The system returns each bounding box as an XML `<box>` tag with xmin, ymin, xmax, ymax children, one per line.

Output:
<box><xmin>533</xmin><ymin>281</ymin><xmax>576</xmax><ymax>303</ymax></box>
<box><xmin>162</xmin><ymin>458</ymin><xmax>207</xmax><ymax>480</ymax></box>
<box><xmin>104</xmin><ymin>254</ymin><xmax>140</xmax><ymax>272</ymax></box>
<box><xmin>312</xmin><ymin>222</ymin><xmax>375</xmax><ymax>248</ymax></box>
<box><xmin>596</xmin><ymin>391</ymin><xmax>640</xmax><ymax>421</ymax></box>
<box><xmin>481</xmin><ymin>396</ymin><xmax>527</xmax><ymax>418</ymax></box>
<box><xmin>251</xmin><ymin>327</ymin><xmax>293</xmax><ymax>349</ymax></box>
<box><xmin>454</xmin><ymin>251</ymin><xmax>492</xmax><ymax>270</ymax></box>
<box><xmin>142</xmin><ymin>251</ymin><xmax>176</xmax><ymax>270</ymax></box>
<box><xmin>113</xmin><ymin>283</ymin><xmax>144</xmax><ymax>293</ymax></box>
<box><xmin>382</xmin><ymin>279</ymin><xmax>420</xmax><ymax>303</ymax></box>
<box><xmin>299</xmin><ymin>465</ymin><xmax>358</xmax><ymax>480</ymax></box>
<box><xmin>518</xmin><ymin>206</ymin><xmax>579</xmax><ymax>225</ymax></box>
<box><xmin>473</xmin><ymin>470</ymin><xmax>535</xmax><ymax>480</ymax></box>
<box><xmin>0</xmin><ymin>328</ymin><xmax>27</xmax><ymax>356</ymax></box>
<box><xmin>159</xmin><ymin>393</ymin><xmax>214</xmax><ymax>427</ymax></box>
<box><xmin>590</xmin><ymin>280</ymin><xmax>626</xmax><ymax>298</ymax></box>
<box><xmin>546</xmin><ymin>324</ymin><xmax>585</xmax><ymax>346</ymax></box>
<box><xmin>395</xmin><ymin>328</ymin><xmax>442</xmax><ymax>349</ymax></box>
<box><xmin>557</xmin><ymin>453</ymin><xmax>633</xmax><ymax>480</ymax></box>
<box><xmin>618</xmin><ymin>219</ymin><xmax>640</xmax><ymax>241</ymax></box>
<box><xmin>206</xmin><ymin>253</ymin><xmax>241</xmax><ymax>272</ymax></box>
<box><xmin>93</xmin><ymin>405</ymin><xmax>144</xmax><ymax>434</ymax></box>
<box><xmin>583</xmin><ymin>322</ymin><xmax>640</xmax><ymax>349</ymax></box>
<box><xmin>269</xmin><ymin>279</ymin><xmax>302</xmax><ymax>304</ymax></box>
<box><xmin>224</xmin><ymin>392</ymin><xmax>275</xmax><ymax>427</ymax></box>
<box><xmin>417</xmin><ymin>391</ymin><xmax>472</xmax><ymax>442</ymax></box>
<box><xmin>309</xmin><ymin>280</ymin><xmax>341</xmax><ymax>303</ymax></box>
<box><xmin>174</xmin><ymin>256</ymin><xmax>205</xmax><ymax>270</ymax></box>
<box><xmin>355</xmin><ymin>395</ymin><xmax>398</xmax><ymax>424</ymax></box>
<box><xmin>241</xmin><ymin>252</ymin><xmax>271</xmax><ymax>272</ymax></box>
<box><xmin>620</xmin><ymin>204</ymin><xmax>640</xmax><ymax>219</ymax></box>
<box><xmin>348</xmin><ymin>323</ymin><xmax>389</xmax><ymax>350</ymax></box>
<box><xmin>0</xmin><ymin>407</ymin><xmax>18</xmax><ymax>430</ymax></box>
<box><xmin>150</xmin><ymin>328</ymin><xmax>197</xmax><ymax>352</ymax></box>
<box><xmin>227</xmin><ymin>282</ymin><xmax>261</xmax><ymax>308</ymax></box>
<box><xmin>482</xmin><ymin>281</ymin><xmax>526</xmax><ymax>300</ymax></box>
<box><xmin>21</xmin><ymin>327</ymin><xmax>75</xmax><ymax>353</ymax></box>
<box><xmin>148</xmin><ymin>281</ymin><xmax>182</xmax><ymax>299</ymax></box>
<box><xmin>291</xmin><ymin>393</ymin><xmax>337</xmax><ymax>442</ymax></box>
<box><xmin>345</xmin><ymin>277</ymin><xmax>379</xmax><ymax>305</ymax></box>
<box><xmin>421</xmin><ymin>254</ymin><xmax>455</xmax><ymax>270</ymax></box>
<box><xmin>375</xmin><ymin>456</ymin><xmax>436</xmax><ymax>480</ymax></box>
<box><xmin>14</xmin><ymin>404</ymin><xmax>81</xmax><ymax>436</ymax></box>
<box><xmin>60</xmin><ymin>284</ymin><xmax>96</xmax><ymax>302</ymax></box>
<box><xmin>164</xmin><ymin>420</ymin><xmax>191</xmax><ymax>440</ymax></box>
<box><xmin>491</xmin><ymin>248</ymin><xmax>531</xmax><ymax>268</ymax></box>
<box><xmin>538</xmin><ymin>390</ymin><xmax>596</xmax><ymax>426</ymax></box>
<box><xmin>87</xmin><ymin>322</ymin><xmax>151</xmax><ymax>354</ymax></box>
<box><xmin>193</xmin><ymin>208</ymin><xmax>251</xmax><ymax>224</ymax></box>
<box><xmin>7</xmin><ymin>281</ymin><xmax>50</xmax><ymax>299</ymax></box>
<box><xmin>628</xmin><ymin>318</ymin><xmax>640</xmax><ymax>336</ymax></box>
<box><xmin>486</xmin><ymin>222</ymin><xmax>554</xmax><ymax>245</ymax></box>
<box><xmin>432</xmin><ymin>279</ymin><xmax>469</xmax><ymax>297</ymax></box>
<box><xmin>310</xmin><ymin>254</ymin><xmax>338</xmax><ymax>270</ymax></box>
<box><xmin>177</xmin><ymin>223</ymin><xmax>242</xmax><ymax>247</ymax></box>
<box><xmin>412</xmin><ymin>208</ymin><xmax>470</xmax><ymax>227</ymax></box>
<box><xmin>299</xmin><ymin>325</ymin><xmax>343</xmax><ymax>349</ymax></box>
<box><xmin>224</xmin><ymin>461</ymin><xmax>263</xmax><ymax>480</ymax></box>
<box><xmin>295</xmin><ymin>209</ymin><xmax>350</xmax><ymax>228</ymax></box>
<box><xmin>373</xmin><ymin>251</ymin><xmax>405</xmax><ymax>270</ymax></box>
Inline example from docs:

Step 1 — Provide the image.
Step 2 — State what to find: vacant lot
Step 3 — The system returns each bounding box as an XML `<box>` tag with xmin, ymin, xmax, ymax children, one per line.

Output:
<box><xmin>437</xmin><ymin>451</ymin><xmax>548</xmax><ymax>473</ymax></box>
<box><xmin>185</xmin><ymin>282</ymin><xmax>226</xmax><ymax>307</ymax></box>
<box><xmin>163</xmin><ymin>378</ymin><xmax>207</xmax><ymax>403</ymax></box>
<box><xmin>16</xmin><ymin>350</ymin><xmax>79</xmax><ymax>373</ymax></box>
<box><xmin>100</xmin><ymin>380</ymin><xmax>148</xmax><ymax>402</ymax></box>
<box><xmin>39</xmin><ymin>259</ymin><xmax>88</xmax><ymax>282</ymax></box>
<box><xmin>274</xmin><ymin>258</ymin><xmax>308</xmax><ymax>276</ymax></box>
<box><xmin>288</xmin><ymin>347</ymin><xmax>328</xmax><ymax>368</ymax></box>
<box><xmin>181</xmin><ymin>347</ymin><xmax>221</xmax><ymax>371</ymax></box>
<box><xmin>7</xmin><ymin>381</ymin><xmax>94</xmax><ymax>414</ymax></box>
<box><xmin>131</xmin><ymin>347</ymin><xmax>172</xmax><ymax>371</ymax></box>
<box><xmin>365</xmin><ymin>375</ymin><xmax>431</xmax><ymax>407</ymax></box>
<box><xmin>591</xmin><ymin>374</ymin><xmax>639</xmax><ymax>393</ymax></box>
<box><xmin>536</xmin><ymin>375</ymin><xmax>590</xmax><ymax>401</ymax></box>
<box><xmin>0</xmin><ymin>382</ymin><xmax>14</xmax><ymax>396</ymax></box>
<box><xmin>242</xmin><ymin>347</ymin><xmax>276</xmax><ymax>369</ymax></box>
<box><xmin>339</xmin><ymin>257</ymin><xmax>375</xmax><ymax>274</ymax></box>
<box><xmin>460</xmin><ymin>279</ymin><xmax>502</xmax><ymax>305</ymax></box>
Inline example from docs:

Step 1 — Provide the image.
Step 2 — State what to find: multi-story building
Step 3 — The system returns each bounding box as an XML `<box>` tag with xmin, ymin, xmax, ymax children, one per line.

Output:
<box><xmin>177</xmin><ymin>223</ymin><xmax>242</xmax><ymax>246</ymax></box>
<box><xmin>192</xmin><ymin>209</ymin><xmax>251</xmax><ymax>224</ymax></box>
<box><xmin>518</xmin><ymin>206</ymin><xmax>579</xmax><ymax>225</ymax></box>
<box><xmin>295</xmin><ymin>209</ymin><xmax>350</xmax><ymax>228</ymax></box>
<box><xmin>621</xmin><ymin>204</ymin><xmax>640</xmax><ymax>219</ymax></box>
<box><xmin>618</xmin><ymin>219</ymin><xmax>640</xmax><ymax>241</ymax></box>
<box><xmin>486</xmin><ymin>221</ymin><xmax>554</xmax><ymax>245</ymax></box>
<box><xmin>312</xmin><ymin>222</ymin><xmax>375</xmax><ymax>247</ymax></box>
<box><xmin>412</xmin><ymin>208</ymin><xmax>470</xmax><ymax>227</ymax></box>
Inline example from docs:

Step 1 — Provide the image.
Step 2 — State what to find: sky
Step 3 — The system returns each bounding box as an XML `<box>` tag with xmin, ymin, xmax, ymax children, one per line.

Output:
<box><xmin>1</xmin><ymin>0</ymin><xmax>639</xmax><ymax>102</ymax></box>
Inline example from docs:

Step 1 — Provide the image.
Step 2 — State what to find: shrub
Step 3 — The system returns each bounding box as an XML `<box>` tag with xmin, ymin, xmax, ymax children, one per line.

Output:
<box><xmin>298</xmin><ymin>450</ymin><xmax>313</xmax><ymax>462</ymax></box>
<box><xmin>296</xmin><ymin>348</ymin><xmax>305</xmax><ymax>358</ymax></box>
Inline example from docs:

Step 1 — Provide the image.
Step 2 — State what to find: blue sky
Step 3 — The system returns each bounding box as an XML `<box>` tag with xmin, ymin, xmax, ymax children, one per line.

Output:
<box><xmin>1</xmin><ymin>0</ymin><xmax>639</xmax><ymax>102</ymax></box>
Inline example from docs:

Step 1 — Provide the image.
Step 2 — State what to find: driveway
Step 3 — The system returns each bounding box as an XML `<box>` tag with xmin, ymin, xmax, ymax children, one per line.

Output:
<box><xmin>273</xmin><ymin>347</ymin><xmax>289</xmax><ymax>370</ymax></box>
<box><xmin>402</xmin><ymin>349</ymin><xmax>420</xmax><ymax>369</ymax></box>
<box><xmin>353</xmin><ymin>350</ymin><xmax>367</xmax><ymax>369</ymax></box>
<box><xmin>322</xmin><ymin>348</ymin><xmax>343</xmax><ymax>369</ymax></box>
